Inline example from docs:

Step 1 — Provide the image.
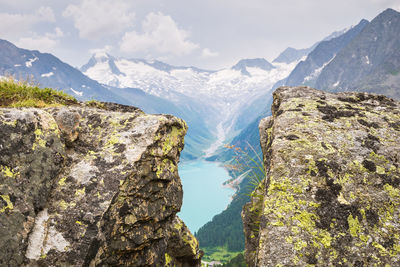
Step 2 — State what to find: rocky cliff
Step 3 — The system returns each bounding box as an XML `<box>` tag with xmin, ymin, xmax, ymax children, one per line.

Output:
<box><xmin>243</xmin><ymin>86</ymin><xmax>400</xmax><ymax>266</ymax></box>
<box><xmin>0</xmin><ymin>101</ymin><xmax>202</xmax><ymax>266</ymax></box>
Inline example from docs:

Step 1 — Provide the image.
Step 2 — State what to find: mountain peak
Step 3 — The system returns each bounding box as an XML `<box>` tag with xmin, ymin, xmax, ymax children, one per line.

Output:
<box><xmin>372</xmin><ymin>8</ymin><xmax>400</xmax><ymax>24</ymax></box>
<box><xmin>81</xmin><ymin>52</ymin><xmax>118</xmax><ymax>73</ymax></box>
<box><xmin>232</xmin><ymin>58</ymin><xmax>275</xmax><ymax>75</ymax></box>
<box><xmin>92</xmin><ymin>52</ymin><xmax>113</xmax><ymax>62</ymax></box>
<box><xmin>381</xmin><ymin>8</ymin><xmax>399</xmax><ymax>15</ymax></box>
<box><xmin>273</xmin><ymin>47</ymin><xmax>313</xmax><ymax>64</ymax></box>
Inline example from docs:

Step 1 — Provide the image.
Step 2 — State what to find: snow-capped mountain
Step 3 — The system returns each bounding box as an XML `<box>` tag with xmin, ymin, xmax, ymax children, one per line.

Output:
<box><xmin>82</xmin><ymin>53</ymin><xmax>296</xmax><ymax>104</ymax></box>
<box><xmin>231</xmin><ymin>58</ymin><xmax>275</xmax><ymax>75</ymax></box>
<box><xmin>82</xmin><ymin>53</ymin><xmax>300</xmax><ymax>155</ymax></box>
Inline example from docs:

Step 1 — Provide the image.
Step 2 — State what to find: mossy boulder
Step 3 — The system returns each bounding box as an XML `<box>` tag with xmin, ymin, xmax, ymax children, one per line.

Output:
<box><xmin>243</xmin><ymin>86</ymin><xmax>400</xmax><ymax>266</ymax></box>
<box><xmin>0</xmin><ymin>102</ymin><xmax>202</xmax><ymax>266</ymax></box>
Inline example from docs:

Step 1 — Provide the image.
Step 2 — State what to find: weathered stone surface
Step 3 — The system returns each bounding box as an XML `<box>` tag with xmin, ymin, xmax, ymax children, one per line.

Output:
<box><xmin>0</xmin><ymin>109</ymin><xmax>65</xmax><ymax>266</ymax></box>
<box><xmin>243</xmin><ymin>86</ymin><xmax>400</xmax><ymax>266</ymax></box>
<box><xmin>0</xmin><ymin>103</ymin><xmax>202</xmax><ymax>266</ymax></box>
<box><xmin>165</xmin><ymin>216</ymin><xmax>203</xmax><ymax>267</ymax></box>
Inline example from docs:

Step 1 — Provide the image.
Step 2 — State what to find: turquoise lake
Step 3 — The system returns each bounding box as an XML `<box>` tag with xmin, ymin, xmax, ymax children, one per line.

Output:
<box><xmin>178</xmin><ymin>160</ymin><xmax>234</xmax><ymax>233</ymax></box>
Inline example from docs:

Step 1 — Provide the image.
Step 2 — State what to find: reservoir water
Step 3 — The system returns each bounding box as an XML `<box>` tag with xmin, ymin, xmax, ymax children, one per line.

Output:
<box><xmin>178</xmin><ymin>160</ymin><xmax>234</xmax><ymax>233</ymax></box>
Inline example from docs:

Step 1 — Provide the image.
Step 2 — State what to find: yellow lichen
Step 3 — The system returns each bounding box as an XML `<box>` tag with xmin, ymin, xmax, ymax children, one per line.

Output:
<box><xmin>0</xmin><ymin>195</ymin><xmax>14</xmax><ymax>212</ymax></box>
<box><xmin>75</xmin><ymin>187</ymin><xmax>86</xmax><ymax>196</ymax></box>
<box><xmin>348</xmin><ymin>214</ymin><xmax>361</xmax><ymax>238</ymax></box>
<box><xmin>161</xmin><ymin>126</ymin><xmax>183</xmax><ymax>154</ymax></box>
<box><xmin>59</xmin><ymin>200</ymin><xmax>75</xmax><ymax>210</ymax></box>
<box><xmin>0</xmin><ymin>165</ymin><xmax>19</xmax><ymax>178</ymax></box>
<box><xmin>32</xmin><ymin>128</ymin><xmax>47</xmax><ymax>150</ymax></box>
<box><xmin>124</xmin><ymin>214</ymin><xmax>137</xmax><ymax>225</ymax></box>
<box><xmin>3</xmin><ymin>120</ymin><xmax>17</xmax><ymax>127</ymax></box>
<box><xmin>165</xmin><ymin>253</ymin><xmax>173</xmax><ymax>265</ymax></box>
<box><xmin>58</xmin><ymin>177</ymin><xmax>67</xmax><ymax>186</ymax></box>
<box><xmin>156</xmin><ymin>159</ymin><xmax>176</xmax><ymax>178</ymax></box>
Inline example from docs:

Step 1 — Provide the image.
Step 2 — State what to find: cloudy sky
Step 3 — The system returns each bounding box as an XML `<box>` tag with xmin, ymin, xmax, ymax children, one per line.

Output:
<box><xmin>0</xmin><ymin>0</ymin><xmax>399</xmax><ymax>70</ymax></box>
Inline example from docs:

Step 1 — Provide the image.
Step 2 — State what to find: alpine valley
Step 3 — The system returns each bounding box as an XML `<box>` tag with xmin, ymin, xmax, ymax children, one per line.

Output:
<box><xmin>0</xmin><ymin>7</ymin><xmax>399</xmax><ymax>264</ymax></box>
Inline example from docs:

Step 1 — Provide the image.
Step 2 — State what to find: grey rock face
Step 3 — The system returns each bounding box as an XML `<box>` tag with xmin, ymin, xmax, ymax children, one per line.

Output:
<box><xmin>273</xmin><ymin>47</ymin><xmax>314</xmax><ymax>64</ymax></box>
<box><xmin>0</xmin><ymin>103</ymin><xmax>201</xmax><ymax>266</ymax></box>
<box><xmin>232</xmin><ymin>58</ymin><xmax>275</xmax><ymax>76</ymax></box>
<box><xmin>243</xmin><ymin>86</ymin><xmax>400</xmax><ymax>266</ymax></box>
<box><xmin>285</xmin><ymin>19</ymin><xmax>368</xmax><ymax>87</ymax></box>
<box><xmin>316</xmin><ymin>8</ymin><xmax>400</xmax><ymax>99</ymax></box>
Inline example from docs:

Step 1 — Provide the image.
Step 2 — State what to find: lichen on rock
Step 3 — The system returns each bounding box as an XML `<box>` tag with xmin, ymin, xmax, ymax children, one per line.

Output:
<box><xmin>243</xmin><ymin>86</ymin><xmax>400</xmax><ymax>266</ymax></box>
<box><xmin>0</xmin><ymin>101</ymin><xmax>201</xmax><ymax>266</ymax></box>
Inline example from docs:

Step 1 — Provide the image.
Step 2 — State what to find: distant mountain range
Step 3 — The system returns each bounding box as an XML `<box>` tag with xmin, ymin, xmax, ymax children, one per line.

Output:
<box><xmin>80</xmin><ymin>48</ymin><xmax>301</xmax><ymax>157</ymax></box>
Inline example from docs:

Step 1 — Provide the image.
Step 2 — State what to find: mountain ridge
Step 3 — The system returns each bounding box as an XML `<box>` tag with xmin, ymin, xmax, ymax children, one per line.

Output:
<box><xmin>316</xmin><ymin>8</ymin><xmax>400</xmax><ymax>99</ymax></box>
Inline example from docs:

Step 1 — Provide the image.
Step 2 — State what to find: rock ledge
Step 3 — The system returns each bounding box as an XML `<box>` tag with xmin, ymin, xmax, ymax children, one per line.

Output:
<box><xmin>243</xmin><ymin>86</ymin><xmax>400</xmax><ymax>266</ymax></box>
<box><xmin>0</xmin><ymin>103</ymin><xmax>202</xmax><ymax>266</ymax></box>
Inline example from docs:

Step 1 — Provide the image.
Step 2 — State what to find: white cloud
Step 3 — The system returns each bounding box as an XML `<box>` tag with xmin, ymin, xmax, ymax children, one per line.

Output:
<box><xmin>202</xmin><ymin>48</ymin><xmax>219</xmax><ymax>58</ymax></box>
<box><xmin>63</xmin><ymin>0</ymin><xmax>135</xmax><ymax>40</ymax></box>
<box><xmin>89</xmin><ymin>45</ymin><xmax>113</xmax><ymax>55</ymax></box>
<box><xmin>120</xmin><ymin>12</ymin><xmax>199</xmax><ymax>57</ymax></box>
<box><xmin>368</xmin><ymin>0</ymin><xmax>400</xmax><ymax>11</ymax></box>
<box><xmin>16</xmin><ymin>36</ymin><xmax>57</xmax><ymax>51</ymax></box>
<box><xmin>36</xmin><ymin>6</ymin><xmax>55</xmax><ymax>22</ymax></box>
<box><xmin>52</xmin><ymin>27</ymin><xmax>64</xmax><ymax>38</ymax></box>
<box><xmin>0</xmin><ymin>6</ymin><xmax>55</xmax><ymax>38</ymax></box>
<box><xmin>16</xmin><ymin>28</ymin><xmax>64</xmax><ymax>52</ymax></box>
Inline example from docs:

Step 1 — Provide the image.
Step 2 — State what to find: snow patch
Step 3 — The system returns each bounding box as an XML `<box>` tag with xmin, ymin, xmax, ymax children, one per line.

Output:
<box><xmin>304</xmin><ymin>55</ymin><xmax>336</xmax><ymax>82</ymax></box>
<box><xmin>333</xmin><ymin>81</ymin><xmax>340</xmax><ymax>87</ymax></box>
<box><xmin>41</xmin><ymin>72</ymin><xmax>54</xmax><ymax>77</ymax></box>
<box><xmin>70</xmin><ymin>88</ymin><xmax>83</xmax><ymax>96</ymax></box>
<box><xmin>203</xmin><ymin>123</ymin><xmax>226</xmax><ymax>157</ymax></box>
<box><xmin>14</xmin><ymin>64</ymin><xmax>21</xmax><ymax>67</ymax></box>
<box><xmin>365</xmin><ymin>56</ymin><xmax>370</xmax><ymax>65</ymax></box>
<box><xmin>25</xmin><ymin>57</ymin><xmax>38</xmax><ymax>67</ymax></box>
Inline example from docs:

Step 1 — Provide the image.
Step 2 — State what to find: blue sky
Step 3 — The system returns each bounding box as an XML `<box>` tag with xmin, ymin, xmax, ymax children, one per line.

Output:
<box><xmin>0</xmin><ymin>0</ymin><xmax>399</xmax><ymax>69</ymax></box>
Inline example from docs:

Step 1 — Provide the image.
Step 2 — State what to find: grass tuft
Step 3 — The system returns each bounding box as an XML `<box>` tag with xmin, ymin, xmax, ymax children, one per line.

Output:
<box><xmin>0</xmin><ymin>77</ymin><xmax>77</xmax><ymax>108</ymax></box>
<box><xmin>202</xmin><ymin>246</ymin><xmax>242</xmax><ymax>264</ymax></box>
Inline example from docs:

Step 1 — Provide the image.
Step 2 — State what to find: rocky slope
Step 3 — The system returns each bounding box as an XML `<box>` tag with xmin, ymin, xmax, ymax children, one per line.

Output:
<box><xmin>316</xmin><ymin>8</ymin><xmax>400</xmax><ymax>99</ymax></box>
<box><xmin>243</xmin><ymin>86</ymin><xmax>400</xmax><ymax>266</ymax></box>
<box><xmin>0</xmin><ymin>102</ymin><xmax>201</xmax><ymax>266</ymax></box>
<box><xmin>284</xmin><ymin>19</ymin><xmax>369</xmax><ymax>87</ymax></box>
